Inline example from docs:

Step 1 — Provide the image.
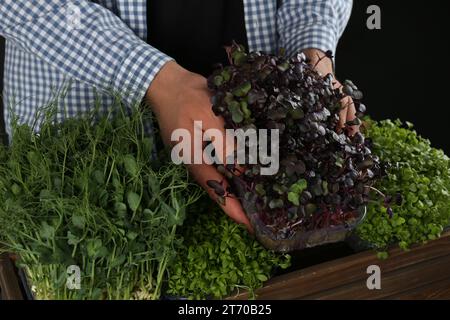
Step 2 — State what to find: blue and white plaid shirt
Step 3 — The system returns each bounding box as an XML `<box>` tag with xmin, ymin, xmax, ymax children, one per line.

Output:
<box><xmin>0</xmin><ymin>0</ymin><xmax>352</xmax><ymax>136</ymax></box>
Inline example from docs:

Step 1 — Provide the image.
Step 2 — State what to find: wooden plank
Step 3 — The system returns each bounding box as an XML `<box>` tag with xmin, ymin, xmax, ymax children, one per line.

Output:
<box><xmin>228</xmin><ymin>231</ymin><xmax>450</xmax><ymax>300</ymax></box>
<box><xmin>0</xmin><ymin>253</ymin><xmax>24</xmax><ymax>300</ymax></box>
<box><xmin>385</xmin><ymin>277</ymin><xmax>450</xmax><ymax>300</ymax></box>
<box><xmin>303</xmin><ymin>254</ymin><xmax>450</xmax><ymax>299</ymax></box>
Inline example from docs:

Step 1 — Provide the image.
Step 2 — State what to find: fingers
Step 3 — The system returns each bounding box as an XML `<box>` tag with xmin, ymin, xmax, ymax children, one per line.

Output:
<box><xmin>338</xmin><ymin>96</ymin><xmax>359</xmax><ymax>135</ymax></box>
<box><xmin>187</xmin><ymin>162</ymin><xmax>253</xmax><ymax>232</ymax></box>
<box><xmin>201</xmin><ymin>113</ymin><xmax>235</xmax><ymax>165</ymax></box>
<box><xmin>188</xmin><ymin>84</ymin><xmax>235</xmax><ymax>165</ymax></box>
<box><xmin>346</xmin><ymin>98</ymin><xmax>359</xmax><ymax>136</ymax></box>
<box><xmin>346</xmin><ymin>99</ymin><xmax>356</xmax><ymax>121</ymax></box>
<box><xmin>163</xmin><ymin>76</ymin><xmax>249</xmax><ymax>230</ymax></box>
<box><xmin>221</xmin><ymin>192</ymin><xmax>254</xmax><ymax>234</ymax></box>
<box><xmin>338</xmin><ymin>103</ymin><xmax>348</xmax><ymax>131</ymax></box>
<box><xmin>338</xmin><ymin>96</ymin><xmax>352</xmax><ymax>131</ymax></box>
<box><xmin>334</xmin><ymin>79</ymin><xmax>359</xmax><ymax>135</ymax></box>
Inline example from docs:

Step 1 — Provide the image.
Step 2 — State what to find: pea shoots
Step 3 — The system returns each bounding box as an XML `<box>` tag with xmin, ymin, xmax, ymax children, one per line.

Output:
<box><xmin>0</xmin><ymin>104</ymin><xmax>202</xmax><ymax>299</ymax></box>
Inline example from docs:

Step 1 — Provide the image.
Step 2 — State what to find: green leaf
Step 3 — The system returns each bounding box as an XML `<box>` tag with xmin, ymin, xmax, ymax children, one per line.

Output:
<box><xmin>110</xmin><ymin>255</ymin><xmax>127</xmax><ymax>268</ymax></box>
<box><xmin>221</xmin><ymin>69</ymin><xmax>231</xmax><ymax>81</ymax></box>
<box><xmin>97</xmin><ymin>246</ymin><xmax>109</xmax><ymax>258</ymax></box>
<box><xmin>273</xmin><ymin>184</ymin><xmax>286</xmax><ymax>195</ymax></box>
<box><xmin>148</xmin><ymin>174</ymin><xmax>160</xmax><ymax>194</ymax></box>
<box><xmin>335</xmin><ymin>157</ymin><xmax>344</xmax><ymax>168</ymax></box>
<box><xmin>67</xmin><ymin>231</ymin><xmax>79</xmax><ymax>246</ymax></box>
<box><xmin>72</xmin><ymin>214</ymin><xmax>86</xmax><ymax>229</ymax></box>
<box><xmin>98</xmin><ymin>189</ymin><xmax>109</xmax><ymax>207</ymax></box>
<box><xmin>269</xmin><ymin>199</ymin><xmax>284</xmax><ymax>209</ymax></box>
<box><xmin>11</xmin><ymin>183</ymin><xmax>21</xmax><ymax>196</ymax></box>
<box><xmin>287</xmin><ymin>192</ymin><xmax>300</xmax><ymax>206</ymax></box>
<box><xmin>229</xmin><ymin>101</ymin><xmax>244</xmax><ymax>124</ymax></box>
<box><xmin>213</xmin><ymin>75</ymin><xmax>224</xmax><ymax>86</ymax></box>
<box><xmin>256</xmin><ymin>274</ymin><xmax>268</xmax><ymax>282</ymax></box>
<box><xmin>127</xmin><ymin>191</ymin><xmax>141</xmax><ymax>212</ymax></box>
<box><xmin>123</xmin><ymin>154</ymin><xmax>139</xmax><ymax>177</ymax></box>
<box><xmin>240</xmin><ymin>101</ymin><xmax>252</xmax><ymax>119</ymax></box>
<box><xmin>86</xmin><ymin>239</ymin><xmax>102</xmax><ymax>258</ymax></box>
<box><xmin>224</xmin><ymin>92</ymin><xmax>235</xmax><ymax>105</ymax></box>
<box><xmin>92</xmin><ymin>170</ymin><xmax>105</xmax><ymax>185</ymax></box>
<box><xmin>290</xmin><ymin>179</ymin><xmax>308</xmax><ymax>194</ymax></box>
<box><xmin>255</xmin><ymin>184</ymin><xmax>266</xmax><ymax>196</ymax></box>
<box><xmin>232</xmin><ymin>82</ymin><xmax>252</xmax><ymax>97</ymax></box>
<box><xmin>232</xmin><ymin>51</ymin><xmax>248</xmax><ymax>66</ymax></box>
<box><xmin>142</xmin><ymin>137</ymin><xmax>154</xmax><ymax>158</ymax></box>
<box><xmin>39</xmin><ymin>222</ymin><xmax>55</xmax><ymax>240</ymax></box>
<box><xmin>114</xmin><ymin>202</ymin><xmax>127</xmax><ymax>216</ymax></box>
<box><xmin>127</xmin><ymin>231</ymin><xmax>138</xmax><ymax>241</ymax></box>
<box><xmin>163</xmin><ymin>201</ymin><xmax>185</xmax><ymax>227</ymax></box>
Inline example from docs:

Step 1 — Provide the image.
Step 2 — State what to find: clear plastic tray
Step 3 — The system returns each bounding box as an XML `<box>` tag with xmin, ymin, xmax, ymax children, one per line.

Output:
<box><xmin>233</xmin><ymin>177</ymin><xmax>367</xmax><ymax>253</ymax></box>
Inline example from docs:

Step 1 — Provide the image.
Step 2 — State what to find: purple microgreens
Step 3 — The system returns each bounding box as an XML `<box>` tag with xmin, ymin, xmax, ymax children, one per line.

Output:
<box><xmin>205</xmin><ymin>43</ymin><xmax>390</xmax><ymax>241</ymax></box>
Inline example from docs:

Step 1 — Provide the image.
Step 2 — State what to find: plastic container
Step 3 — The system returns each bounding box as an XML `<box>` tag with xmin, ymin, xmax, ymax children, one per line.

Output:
<box><xmin>232</xmin><ymin>177</ymin><xmax>367</xmax><ymax>253</ymax></box>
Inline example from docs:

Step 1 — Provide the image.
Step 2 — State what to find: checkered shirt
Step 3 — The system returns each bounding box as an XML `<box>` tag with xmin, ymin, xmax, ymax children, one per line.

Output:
<box><xmin>0</xmin><ymin>0</ymin><xmax>352</xmax><ymax>136</ymax></box>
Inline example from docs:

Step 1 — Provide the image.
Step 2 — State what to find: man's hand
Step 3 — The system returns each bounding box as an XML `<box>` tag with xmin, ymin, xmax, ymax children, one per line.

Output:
<box><xmin>303</xmin><ymin>49</ymin><xmax>359</xmax><ymax>136</ymax></box>
<box><xmin>146</xmin><ymin>61</ymin><xmax>252</xmax><ymax>231</ymax></box>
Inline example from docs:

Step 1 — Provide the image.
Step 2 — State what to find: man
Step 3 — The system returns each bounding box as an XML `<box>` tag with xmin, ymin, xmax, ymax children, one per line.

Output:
<box><xmin>0</xmin><ymin>0</ymin><xmax>355</xmax><ymax>230</ymax></box>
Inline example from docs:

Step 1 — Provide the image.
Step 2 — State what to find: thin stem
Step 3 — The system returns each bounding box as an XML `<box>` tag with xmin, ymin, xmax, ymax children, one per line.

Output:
<box><xmin>369</xmin><ymin>186</ymin><xmax>386</xmax><ymax>198</ymax></box>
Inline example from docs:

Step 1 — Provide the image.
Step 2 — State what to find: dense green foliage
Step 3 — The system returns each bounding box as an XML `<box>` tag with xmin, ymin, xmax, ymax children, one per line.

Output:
<box><xmin>0</xmin><ymin>105</ymin><xmax>288</xmax><ymax>300</ymax></box>
<box><xmin>1</xmin><ymin>100</ymin><xmax>448</xmax><ymax>299</ymax></box>
<box><xmin>168</xmin><ymin>199</ymin><xmax>291</xmax><ymax>299</ymax></box>
<box><xmin>357</xmin><ymin>120</ymin><xmax>450</xmax><ymax>253</ymax></box>
<box><xmin>0</xmin><ymin>106</ymin><xmax>202</xmax><ymax>299</ymax></box>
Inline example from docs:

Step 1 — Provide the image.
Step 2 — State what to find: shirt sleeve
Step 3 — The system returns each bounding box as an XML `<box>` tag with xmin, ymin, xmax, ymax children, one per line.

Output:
<box><xmin>0</xmin><ymin>0</ymin><xmax>173</xmax><ymax>106</ymax></box>
<box><xmin>277</xmin><ymin>0</ymin><xmax>353</xmax><ymax>57</ymax></box>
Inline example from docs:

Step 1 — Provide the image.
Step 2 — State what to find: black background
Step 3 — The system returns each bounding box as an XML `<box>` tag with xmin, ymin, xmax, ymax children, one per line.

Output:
<box><xmin>0</xmin><ymin>300</ymin><xmax>439</xmax><ymax>318</ymax></box>
<box><xmin>336</xmin><ymin>1</ymin><xmax>450</xmax><ymax>153</ymax></box>
<box><xmin>1</xmin><ymin>1</ymin><xmax>450</xmax><ymax>152</ymax></box>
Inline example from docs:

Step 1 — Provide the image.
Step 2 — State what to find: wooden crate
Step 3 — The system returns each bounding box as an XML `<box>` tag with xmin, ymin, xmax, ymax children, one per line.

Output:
<box><xmin>229</xmin><ymin>231</ymin><xmax>450</xmax><ymax>300</ymax></box>
<box><xmin>2</xmin><ymin>233</ymin><xmax>450</xmax><ymax>300</ymax></box>
<box><xmin>0</xmin><ymin>253</ymin><xmax>23</xmax><ymax>300</ymax></box>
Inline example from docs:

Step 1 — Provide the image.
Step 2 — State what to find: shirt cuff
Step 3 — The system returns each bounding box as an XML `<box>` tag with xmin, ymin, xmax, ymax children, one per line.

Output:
<box><xmin>283</xmin><ymin>23</ymin><xmax>338</xmax><ymax>58</ymax></box>
<box><xmin>112</xmin><ymin>42</ymin><xmax>174</xmax><ymax>106</ymax></box>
